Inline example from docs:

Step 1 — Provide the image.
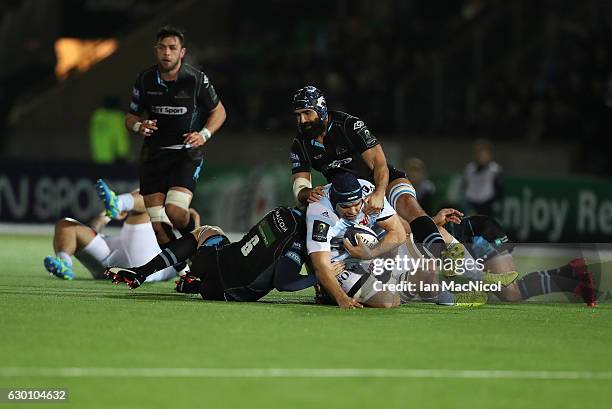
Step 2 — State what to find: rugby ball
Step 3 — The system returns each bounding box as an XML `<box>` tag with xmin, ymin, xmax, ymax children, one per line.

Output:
<box><xmin>344</xmin><ymin>225</ymin><xmax>379</xmax><ymax>249</ymax></box>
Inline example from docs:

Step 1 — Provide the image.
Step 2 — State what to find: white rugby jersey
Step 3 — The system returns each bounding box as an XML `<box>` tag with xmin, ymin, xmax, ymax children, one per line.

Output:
<box><xmin>306</xmin><ymin>179</ymin><xmax>396</xmax><ymax>256</ymax></box>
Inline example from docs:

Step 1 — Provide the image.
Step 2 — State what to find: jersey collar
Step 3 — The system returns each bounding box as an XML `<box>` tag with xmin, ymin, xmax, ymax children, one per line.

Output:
<box><xmin>155</xmin><ymin>62</ymin><xmax>185</xmax><ymax>90</ymax></box>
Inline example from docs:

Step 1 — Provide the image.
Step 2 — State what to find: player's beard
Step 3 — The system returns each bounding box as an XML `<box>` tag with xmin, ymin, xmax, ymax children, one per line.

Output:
<box><xmin>159</xmin><ymin>58</ymin><xmax>180</xmax><ymax>73</ymax></box>
<box><xmin>298</xmin><ymin>118</ymin><xmax>325</xmax><ymax>138</ymax></box>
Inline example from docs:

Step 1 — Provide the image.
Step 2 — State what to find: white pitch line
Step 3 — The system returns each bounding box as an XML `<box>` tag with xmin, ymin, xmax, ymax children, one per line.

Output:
<box><xmin>1</xmin><ymin>368</ymin><xmax>611</xmax><ymax>380</ymax></box>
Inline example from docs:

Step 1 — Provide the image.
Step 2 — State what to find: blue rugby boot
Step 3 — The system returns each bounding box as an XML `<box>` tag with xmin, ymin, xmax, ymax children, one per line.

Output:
<box><xmin>44</xmin><ymin>256</ymin><xmax>75</xmax><ymax>280</ymax></box>
<box><xmin>96</xmin><ymin>179</ymin><xmax>120</xmax><ymax>219</ymax></box>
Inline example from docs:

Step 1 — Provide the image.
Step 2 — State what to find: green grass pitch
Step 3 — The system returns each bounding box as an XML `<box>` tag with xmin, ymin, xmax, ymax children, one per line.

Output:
<box><xmin>1</xmin><ymin>234</ymin><xmax>611</xmax><ymax>409</ymax></box>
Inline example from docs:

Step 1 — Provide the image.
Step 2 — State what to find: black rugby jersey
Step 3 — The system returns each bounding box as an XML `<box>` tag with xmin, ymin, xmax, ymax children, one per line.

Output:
<box><xmin>129</xmin><ymin>63</ymin><xmax>219</xmax><ymax>149</ymax></box>
<box><xmin>290</xmin><ymin>110</ymin><xmax>380</xmax><ymax>181</ymax></box>
<box><xmin>218</xmin><ymin>207</ymin><xmax>310</xmax><ymax>290</ymax></box>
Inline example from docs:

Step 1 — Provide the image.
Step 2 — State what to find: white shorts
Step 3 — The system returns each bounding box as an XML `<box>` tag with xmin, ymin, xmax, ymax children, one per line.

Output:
<box><xmin>335</xmin><ymin>244</ymin><xmax>421</xmax><ymax>303</ymax></box>
<box><xmin>75</xmin><ymin>222</ymin><xmax>176</xmax><ymax>282</ymax></box>
<box><xmin>335</xmin><ymin>259</ymin><xmax>390</xmax><ymax>303</ymax></box>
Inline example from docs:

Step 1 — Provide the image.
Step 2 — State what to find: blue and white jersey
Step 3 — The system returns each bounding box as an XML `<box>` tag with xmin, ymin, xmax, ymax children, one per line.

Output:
<box><xmin>306</xmin><ymin>179</ymin><xmax>396</xmax><ymax>257</ymax></box>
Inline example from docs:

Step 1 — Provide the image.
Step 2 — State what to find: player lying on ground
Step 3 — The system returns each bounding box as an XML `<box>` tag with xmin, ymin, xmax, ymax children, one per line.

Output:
<box><xmin>306</xmin><ymin>172</ymin><xmax>519</xmax><ymax>309</ymax></box>
<box><xmin>105</xmin><ymin>207</ymin><xmax>333</xmax><ymax>301</ymax></box>
<box><xmin>445</xmin><ymin>215</ymin><xmax>598</xmax><ymax>307</ymax></box>
<box><xmin>43</xmin><ymin>179</ymin><xmax>196</xmax><ymax>281</ymax></box>
<box><xmin>305</xmin><ymin>172</ymin><xmax>405</xmax><ymax>309</ymax></box>
<box><xmin>318</xmin><ymin>214</ymin><xmax>598</xmax><ymax>308</ymax></box>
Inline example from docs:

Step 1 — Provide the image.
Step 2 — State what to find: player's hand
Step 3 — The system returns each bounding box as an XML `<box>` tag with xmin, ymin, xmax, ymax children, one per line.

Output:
<box><xmin>364</xmin><ymin>189</ymin><xmax>385</xmax><ymax>215</ymax></box>
<box><xmin>343</xmin><ymin>236</ymin><xmax>373</xmax><ymax>260</ymax></box>
<box><xmin>338</xmin><ymin>296</ymin><xmax>363</xmax><ymax>309</ymax></box>
<box><xmin>330</xmin><ymin>261</ymin><xmax>346</xmax><ymax>276</ymax></box>
<box><xmin>183</xmin><ymin>131</ymin><xmax>206</xmax><ymax>148</ymax></box>
<box><xmin>433</xmin><ymin>208</ymin><xmax>464</xmax><ymax>226</ymax></box>
<box><xmin>139</xmin><ymin>119</ymin><xmax>158</xmax><ymax>137</ymax></box>
<box><xmin>307</xmin><ymin>186</ymin><xmax>325</xmax><ymax>203</ymax></box>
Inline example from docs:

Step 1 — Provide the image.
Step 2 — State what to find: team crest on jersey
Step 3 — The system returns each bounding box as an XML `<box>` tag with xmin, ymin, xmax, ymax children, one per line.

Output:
<box><xmin>358</xmin><ymin>214</ymin><xmax>370</xmax><ymax>226</ymax></box>
<box><xmin>312</xmin><ymin>220</ymin><xmax>330</xmax><ymax>242</ymax></box>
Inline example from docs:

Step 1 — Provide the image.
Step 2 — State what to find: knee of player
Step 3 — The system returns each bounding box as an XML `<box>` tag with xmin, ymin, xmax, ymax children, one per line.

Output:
<box><xmin>391</xmin><ymin>195</ymin><xmax>426</xmax><ymax>221</ymax></box>
<box><xmin>192</xmin><ymin>225</ymin><xmax>225</xmax><ymax>246</ymax></box>
<box><xmin>55</xmin><ymin>217</ymin><xmax>79</xmax><ymax>231</ymax></box>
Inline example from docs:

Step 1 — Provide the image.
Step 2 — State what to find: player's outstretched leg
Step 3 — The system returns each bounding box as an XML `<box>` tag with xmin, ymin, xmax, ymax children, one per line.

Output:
<box><xmin>497</xmin><ymin>257</ymin><xmax>597</xmax><ymax>307</ymax></box>
<box><xmin>105</xmin><ymin>233</ymin><xmax>199</xmax><ymax>289</ymax></box>
<box><xmin>105</xmin><ymin>267</ymin><xmax>147</xmax><ymax>289</ymax></box>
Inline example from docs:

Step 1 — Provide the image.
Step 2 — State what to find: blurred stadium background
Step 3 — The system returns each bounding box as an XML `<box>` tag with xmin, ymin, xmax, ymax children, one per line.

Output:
<box><xmin>1</xmin><ymin>0</ymin><xmax>612</xmax><ymax>241</ymax></box>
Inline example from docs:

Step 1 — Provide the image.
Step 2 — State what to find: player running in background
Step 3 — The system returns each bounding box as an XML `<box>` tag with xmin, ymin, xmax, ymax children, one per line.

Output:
<box><xmin>105</xmin><ymin>207</ymin><xmax>328</xmax><ymax>302</ymax></box>
<box><xmin>125</xmin><ymin>26</ymin><xmax>226</xmax><ymax>245</ymax></box>
<box><xmin>290</xmin><ymin>86</ymin><xmax>449</xmax><ymax>260</ymax></box>
<box><xmin>43</xmin><ymin>179</ymin><xmax>194</xmax><ymax>282</ymax></box>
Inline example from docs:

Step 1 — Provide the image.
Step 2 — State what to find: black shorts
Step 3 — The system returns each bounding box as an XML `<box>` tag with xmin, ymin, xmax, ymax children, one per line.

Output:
<box><xmin>455</xmin><ymin>215</ymin><xmax>507</xmax><ymax>243</ymax></box>
<box><xmin>447</xmin><ymin>215</ymin><xmax>514</xmax><ymax>260</ymax></box>
<box><xmin>190</xmin><ymin>235</ymin><xmax>231</xmax><ymax>301</ymax></box>
<box><xmin>139</xmin><ymin>146</ymin><xmax>204</xmax><ymax>195</ymax></box>
<box><xmin>387</xmin><ymin>164</ymin><xmax>408</xmax><ymax>183</ymax></box>
<box><xmin>191</xmin><ymin>236</ymin><xmax>278</xmax><ymax>302</ymax></box>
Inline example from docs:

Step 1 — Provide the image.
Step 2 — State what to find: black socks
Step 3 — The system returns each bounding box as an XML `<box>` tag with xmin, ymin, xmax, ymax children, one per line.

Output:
<box><xmin>410</xmin><ymin>215</ymin><xmax>446</xmax><ymax>258</ymax></box>
<box><xmin>136</xmin><ymin>234</ymin><xmax>198</xmax><ymax>276</ymax></box>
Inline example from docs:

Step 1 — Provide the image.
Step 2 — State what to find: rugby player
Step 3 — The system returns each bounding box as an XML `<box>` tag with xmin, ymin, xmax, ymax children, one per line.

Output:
<box><xmin>290</xmin><ymin>86</ymin><xmax>449</xmax><ymax>259</ymax></box>
<box><xmin>446</xmin><ymin>215</ymin><xmax>598</xmax><ymax>307</ymax></box>
<box><xmin>308</xmin><ymin>172</ymin><xmax>520</xmax><ymax>308</ymax></box>
<box><xmin>305</xmin><ymin>171</ymin><xmax>407</xmax><ymax>309</ymax></box>
<box><xmin>125</xmin><ymin>26</ymin><xmax>226</xmax><ymax>245</ymax></box>
<box><xmin>105</xmin><ymin>207</ymin><xmax>331</xmax><ymax>302</ymax></box>
<box><xmin>43</xmin><ymin>180</ymin><xmax>193</xmax><ymax>282</ymax></box>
